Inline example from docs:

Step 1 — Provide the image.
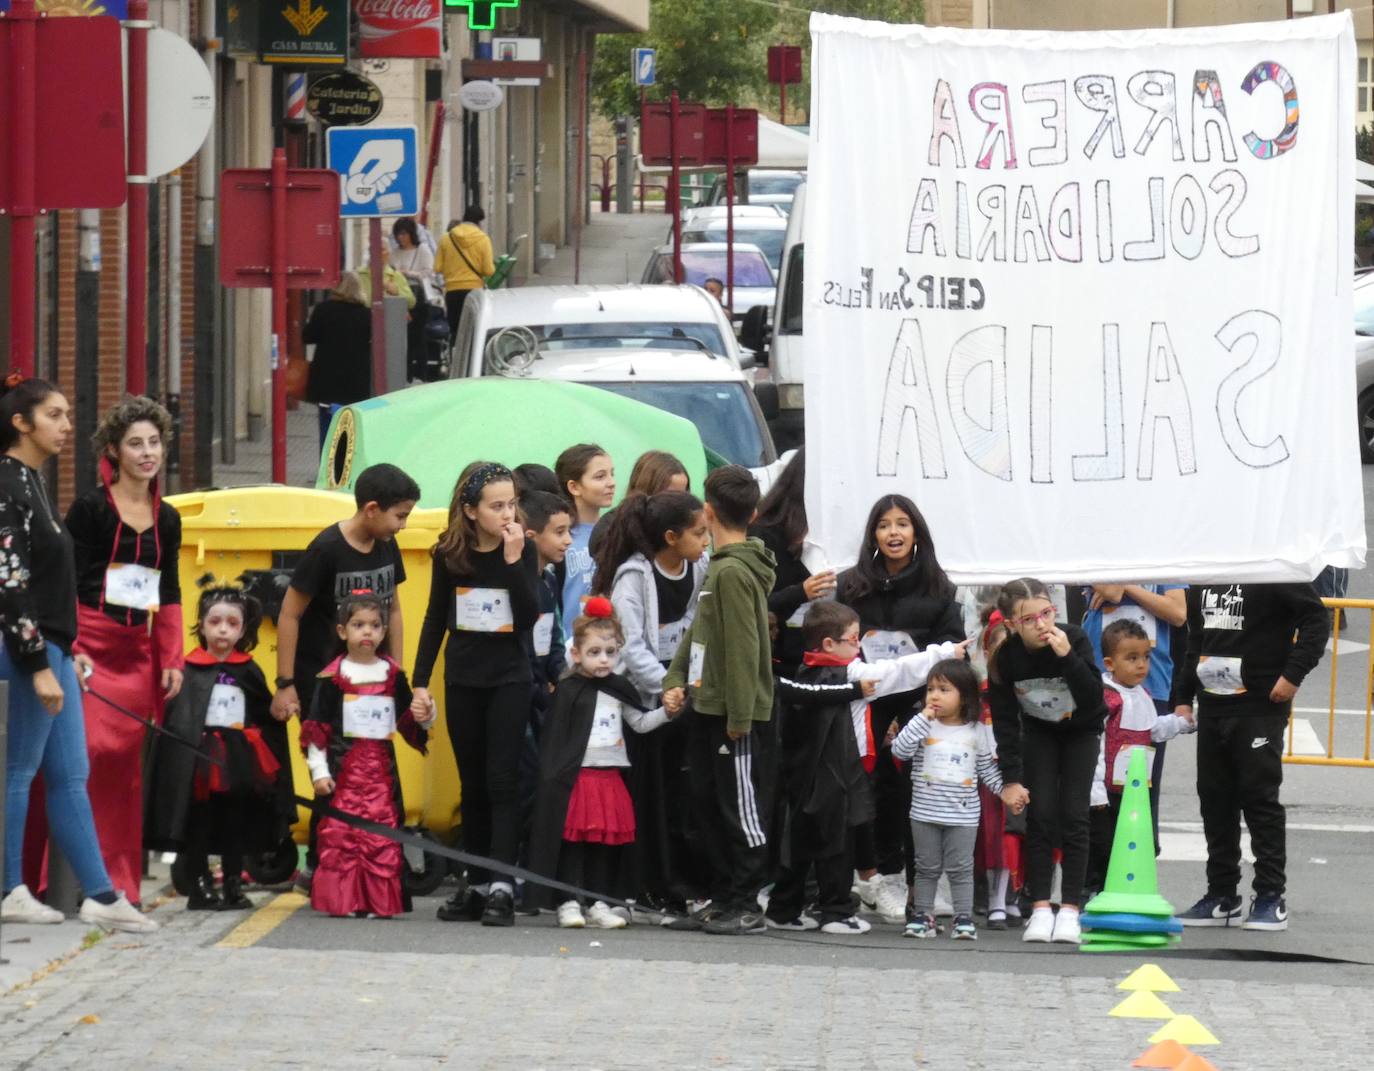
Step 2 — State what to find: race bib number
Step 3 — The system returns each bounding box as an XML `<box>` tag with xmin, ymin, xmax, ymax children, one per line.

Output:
<box><xmin>1112</xmin><ymin>744</ymin><xmax>1156</xmax><ymax>787</ymax></box>
<box><xmin>688</xmin><ymin>641</ymin><xmax>706</xmax><ymax>687</ymax></box>
<box><xmin>532</xmin><ymin>612</ymin><xmax>555</xmax><ymax>657</ymax></box>
<box><xmin>861</xmin><ymin>629</ymin><xmax>918</xmax><ymax>663</ymax></box>
<box><xmin>920</xmin><ymin>737</ymin><xmax>975</xmax><ymax>786</ymax></box>
<box><xmin>659</xmin><ymin>619</ymin><xmax>687</xmax><ymax>662</ymax></box>
<box><xmin>785</xmin><ymin>601</ymin><xmax>811</xmax><ymax>629</ymax></box>
<box><xmin>342</xmin><ymin>694</ymin><xmax>396</xmax><ymax>739</ymax></box>
<box><xmin>1014</xmin><ymin>677</ymin><xmax>1075</xmax><ymax>723</ymax></box>
<box><xmin>205</xmin><ymin>683</ymin><xmax>245</xmax><ymax>729</ymax></box>
<box><xmin>1197</xmin><ymin>656</ymin><xmax>1247</xmax><ymax>696</ymax></box>
<box><xmin>588</xmin><ymin>691</ymin><xmax>625</xmax><ymax>751</ymax></box>
<box><xmin>103</xmin><ymin>563</ymin><xmax>161</xmax><ymax>610</ymax></box>
<box><xmin>1101</xmin><ymin>602</ymin><xmax>1157</xmax><ymax>646</ymax></box>
<box><xmin>453</xmin><ymin>587</ymin><xmax>514</xmax><ymax>633</ymax></box>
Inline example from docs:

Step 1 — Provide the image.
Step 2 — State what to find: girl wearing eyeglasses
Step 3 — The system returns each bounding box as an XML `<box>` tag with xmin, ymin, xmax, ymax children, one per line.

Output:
<box><xmin>986</xmin><ymin>577</ymin><xmax>1107</xmax><ymax>946</ymax></box>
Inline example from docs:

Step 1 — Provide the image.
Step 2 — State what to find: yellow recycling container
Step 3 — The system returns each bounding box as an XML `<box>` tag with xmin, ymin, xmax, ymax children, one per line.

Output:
<box><xmin>167</xmin><ymin>485</ymin><xmax>461</xmax><ymax>838</ymax></box>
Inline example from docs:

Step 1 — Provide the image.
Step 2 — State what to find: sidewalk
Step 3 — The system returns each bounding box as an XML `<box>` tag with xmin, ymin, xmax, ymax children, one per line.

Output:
<box><xmin>210</xmin><ymin>406</ymin><xmax>325</xmax><ymax>491</ymax></box>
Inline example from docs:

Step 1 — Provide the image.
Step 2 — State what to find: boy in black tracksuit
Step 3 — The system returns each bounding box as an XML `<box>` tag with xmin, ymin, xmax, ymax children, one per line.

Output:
<box><xmin>1176</xmin><ymin>583</ymin><xmax>1327</xmax><ymax>931</ymax></box>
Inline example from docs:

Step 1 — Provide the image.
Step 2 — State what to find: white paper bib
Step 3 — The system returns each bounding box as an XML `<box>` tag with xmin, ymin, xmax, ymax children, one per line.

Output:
<box><xmin>861</xmin><ymin>629</ymin><xmax>918</xmax><ymax>663</ymax></box>
<box><xmin>920</xmin><ymin>734</ymin><xmax>976</xmax><ymax>786</ymax></box>
<box><xmin>343</xmin><ymin>694</ymin><xmax>396</xmax><ymax>739</ymax></box>
<box><xmin>532</xmin><ymin>612</ymin><xmax>555</xmax><ymax>657</ymax></box>
<box><xmin>688</xmin><ymin>641</ymin><xmax>706</xmax><ymax>687</ymax></box>
<box><xmin>1197</xmin><ymin>655</ymin><xmax>1247</xmax><ymax>696</ymax></box>
<box><xmin>1101</xmin><ymin>601</ymin><xmax>1158</xmax><ymax>646</ymax></box>
<box><xmin>104</xmin><ymin>563</ymin><xmax>161</xmax><ymax>610</ymax></box>
<box><xmin>453</xmin><ymin>587</ymin><xmax>514</xmax><ymax>632</ymax></box>
<box><xmin>658</xmin><ymin>618</ymin><xmax>687</xmax><ymax>662</ymax></box>
<box><xmin>785</xmin><ymin>601</ymin><xmax>810</xmax><ymax>629</ymax></box>
<box><xmin>205</xmin><ymin>683</ymin><xmax>246</xmax><ymax>729</ymax></box>
<box><xmin>1014</xmin><ymin>677</ymin><xmax>1075</xmax><ymax>723</ymax></box>
<box><xmin>1112</xmin><ymin>744</ymin><xmax>1157</xmax><ymax>787</ymax></box>
<box><xmin>587</xmin><ymin>691</ymin><xmax>625</xmax><ymax>751</ymax></box>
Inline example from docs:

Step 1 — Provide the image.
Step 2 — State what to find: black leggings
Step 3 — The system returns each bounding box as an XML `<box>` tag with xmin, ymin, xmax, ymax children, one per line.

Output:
<box><xmin>1021</xmin><ymin>723</ymin><xmax>1100</xmax><ymax>908</ymax></box>
<box><xmin>185</xmin><ymin>797</ymin><xmax>245</xmax><ymax>882</ymax></box>
<box><xmin>446</xmin><ymin>682</ymin><xmax>531</xmax><ymax>886</ymax></box>
<box><xmin>557</xmin><ymin>841</ymin><xmax>624</xmax><ymax>906</ymax></box>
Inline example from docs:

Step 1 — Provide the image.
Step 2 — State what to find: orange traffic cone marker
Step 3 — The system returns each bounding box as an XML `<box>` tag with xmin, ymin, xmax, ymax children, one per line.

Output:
<box><xmin>1132</xmin><ymin>1039</ymin><xmax>1193</xmax><ymax>1068</ymax></box>
<box><xmin>1174</xmin><ymin>1053</ymin><xmax>1221</xmax><ymax>1071</ymax></box>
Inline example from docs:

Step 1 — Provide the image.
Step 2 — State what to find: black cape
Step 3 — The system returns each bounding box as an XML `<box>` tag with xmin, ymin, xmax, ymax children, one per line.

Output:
<box><xmin>527</xmin><ymin>672</ymin><xmax>648</xmax><ymax>909</ymax></box>
<box><xmin>144</xmin><ymin>654</ymin><xmax>295</xmax><ymax>854</ymax></box>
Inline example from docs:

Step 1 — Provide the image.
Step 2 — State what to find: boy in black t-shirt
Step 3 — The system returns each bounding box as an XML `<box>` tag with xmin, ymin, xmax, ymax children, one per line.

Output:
<box><xmin>272</xmin><ymin>464</ymin><xmax>421</xmax><ymax>722</ymax></box>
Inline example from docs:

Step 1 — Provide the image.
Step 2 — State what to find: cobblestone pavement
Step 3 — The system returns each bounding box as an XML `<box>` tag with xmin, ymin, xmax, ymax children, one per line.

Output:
<box><xmin>0</xmin><ymin>888</ymin><xmax>1368</xmax><ymax>1071</ymax></box>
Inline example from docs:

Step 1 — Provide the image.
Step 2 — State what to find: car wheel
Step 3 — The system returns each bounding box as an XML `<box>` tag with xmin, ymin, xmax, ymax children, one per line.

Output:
<box><xmin>1361</xmin><ymin>388</ymin><xmax>1374</xmax><ymax>464</ymax></box>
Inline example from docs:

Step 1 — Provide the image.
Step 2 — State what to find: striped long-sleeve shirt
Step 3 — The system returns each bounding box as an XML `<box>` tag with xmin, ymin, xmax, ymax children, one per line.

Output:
<box><xmin>891</xmin><ymin>713</ymin><xmax>1003</xmax><ymax>827</ymax></box>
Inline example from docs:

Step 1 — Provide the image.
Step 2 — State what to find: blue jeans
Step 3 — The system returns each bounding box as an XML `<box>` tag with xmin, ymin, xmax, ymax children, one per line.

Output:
<box><xmin>2</xmin><ymin>645</ymin><xmax>114</xmax><ymax>899</ymax></box>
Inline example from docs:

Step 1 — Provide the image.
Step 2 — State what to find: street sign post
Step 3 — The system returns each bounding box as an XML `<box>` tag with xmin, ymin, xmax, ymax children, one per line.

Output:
<box><xmin>767</xmin><ymin>44</ymin><xmax>803</xmax><ymax>125</ymax></box>
<box><xmin>0</xmin><ymin>3</ymin><xmax>125</xmax><ymax>377</ymax></box>
<box><xmin>632</xmin><ymin>46</ymin><xmax>655</xmax><ymax>87</ymax></box>
<box><xmin>219</xmin><ymin>157</ymin><xmax>340</xmax><ymax>483</ymax></box>
<box><xmin>327</xmin><ymin>124</ymin><xmax>420</xmax><ymax>218</ymax></box>
<box><xmin>704</xmin><ymin>107</ymin><xmax>758</xmax><ymax>316</ymax></box>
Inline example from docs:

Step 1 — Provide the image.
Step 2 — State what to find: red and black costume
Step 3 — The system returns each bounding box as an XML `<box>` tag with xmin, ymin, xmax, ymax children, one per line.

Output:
<box><xmin>302</xmin><ymin>655</ymin><xmax>427</xmax><ymax>917</ymax></box>
<box><xmin>144</xmin><ymin>649</ymin><xmax>294</xmax><ymax>905</ymax></box>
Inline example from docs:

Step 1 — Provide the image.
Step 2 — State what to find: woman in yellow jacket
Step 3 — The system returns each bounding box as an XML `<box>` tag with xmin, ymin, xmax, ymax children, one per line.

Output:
<box><xmin>434</xmin><ymin>205</ymin><xmax>496</xmax><ymax>341</ymax></box>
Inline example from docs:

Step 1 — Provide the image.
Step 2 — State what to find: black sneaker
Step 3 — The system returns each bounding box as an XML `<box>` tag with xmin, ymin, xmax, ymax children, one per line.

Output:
<box><xmin>437</xmin><ymin>887</ymin><xmax>486</xmax><ymax>923</ymax></box>
<box><xmin>481</xmin><ymin>888</ymin><xmax>515</xmax><ymax>927</ymax></box>
<box><xmin>704</xmin><ymin>909</ymin><xmax>767</xmax><ymax>935</ymax></box>
<box><xmin>1179</xmin><ymin>893</ymin><xmax>1243</xmax><ymax>927</ymax></box>
<box><xmin>662</xmin><ymin>903</ymin><xmax>720</xmax><ymax>931</ymax></box>
<box><xmin>1241</xmin><ymin>894</ymin><xmax>1289</xmax><ymax>932</ymax></box>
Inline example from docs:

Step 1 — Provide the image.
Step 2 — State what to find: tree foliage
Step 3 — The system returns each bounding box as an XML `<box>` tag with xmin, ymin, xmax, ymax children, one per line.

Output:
<box><xmin>592</xmin><ymin>0</ymin><xmax>925</xmax><ymax>121</ymax></box>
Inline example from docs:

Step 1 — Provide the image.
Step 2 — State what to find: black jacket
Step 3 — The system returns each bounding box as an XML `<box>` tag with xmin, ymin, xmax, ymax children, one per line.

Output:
<box><xmin>773</xmin><ymin>664</ymin><xmax>872</xmax><ymax>855</ymax></box>
<box><xmin>527</xmin><ymin>673</ymin><xmax>649</xmax><ymax>908</ymax></box>
<box><xmin>1178</xmin><ymin>583</ymin><xmax>1328</xmax><ymax>719</ymax></box>
<box><xmin>986</xmin><ymin>623</ymin><xmax>1108</xmax><ymax>786</ymax></box>
<box><xmin>525</xmin><ymin>564</ymin><xmax>567</xmax><ymax>733</ymax></box>
<box><xmin>304</xmin><ymin>298</ymin><xmax>373</xmax><ymax>405</ymax></box>
<box><xmin>0</xmin><ymin>456</ymin><xmax>77</xmax><ymax>672</ymax></box>
<box><xmin>751</xmin><ymin>523</ymin><xmax>810</xmax><ymax>669</ymax></box>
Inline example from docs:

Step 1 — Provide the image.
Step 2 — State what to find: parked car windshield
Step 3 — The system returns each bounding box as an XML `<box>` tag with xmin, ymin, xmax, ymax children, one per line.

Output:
<box><xmin>681</xmin><ymin>227</ymin><xmax>785</xmax><ymax>269</ymax></box>
<box><xmin>655</xmin><ymin>250</ymin><xmax>774</xmax><ymax>288</ymax></box>
<box><xmin>587</xmin><ymin>381</ymin><xmax>767</xmax><ymax>467</ymax></box>
<box><xmin>487</xmin><ymin>321</ymin><xmax>729</xmax><ymax>356</ymax></box>
<box><xmin>751</xmin><ymin>173</ymin><xmax>804</xmax><ymax>197</ymax></box>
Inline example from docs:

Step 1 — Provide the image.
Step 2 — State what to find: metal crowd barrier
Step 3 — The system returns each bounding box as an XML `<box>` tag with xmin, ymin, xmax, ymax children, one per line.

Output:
<box><xmin>1285</xmin><ymin>598</ymin><xmax>1374</xmax><ymax>768</ymax></box>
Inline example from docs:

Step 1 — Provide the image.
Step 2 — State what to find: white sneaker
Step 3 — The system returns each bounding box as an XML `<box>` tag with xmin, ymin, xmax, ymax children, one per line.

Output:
<box><xmin>820</xmin><ymin>914</ymin><xmax>872</xmax><ymax>935</ymax></box>
<box><xmin>853</xmin><ymin>873</ymin><xmax>880</xmax><ymax>911</ymax></box>
<box><xmin>933</xmin><ymin>874</ymin><xmax>954</xmax><ymax>917</ymax></box>
<box><xmin>79</xmin><ymin>894</ymin><xmax>158</xmax><ymax>934</ymax></box>
<box><xmin>756</xmin><ymin>884</ymin><xmax>772</xmax><ymax>912</ymax></box>
<box><xmin>1051</xmin><ymin>909</ymin><xmax>1082</xmax><ymax>945</ymax></box>
<box><xmin>1</xmin><ymin>884</ymin><xmax>64</xmax><ymax>924</ymax></box>
<box><xmin>557</xmin><ymin>900</ymin><xmax>586</xmax><ymax>928</ymax></box>
<box><xmin>586</xmin><ymin>901</ymin><xmax>628</xmax><ymax>929</ymax></box>
<box><xmin>873</xmin><ymin>874</ymin><xmax>909</xmax><ymax>924</ymax></box>
<box><xmin>1022</xmin><ymin>907</ymin><xmax>1054</xmax><ymax>943</ymax></box>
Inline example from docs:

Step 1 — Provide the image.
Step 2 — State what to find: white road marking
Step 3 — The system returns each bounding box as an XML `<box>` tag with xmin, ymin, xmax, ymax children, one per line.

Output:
<box><xmin>1286</xmin><ymin>717</ymin><xmax>1328</xmax><ymax>757</ymax></box>
<box><xmin>1158</xmin><ymin>830</ymin><xmax>1253</xmax><ymax>863</ymax></box>
<box><xmin>1160</xmin><ymin>820</ymin><xmax>1374</xmax><ymax>834</ymax></box>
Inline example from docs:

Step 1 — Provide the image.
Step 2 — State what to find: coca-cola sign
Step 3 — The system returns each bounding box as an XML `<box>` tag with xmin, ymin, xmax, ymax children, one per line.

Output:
<box><xmin>354</xmin><ymin>0</ymin><xmax>442</xmax><ymax>59</ymax></box>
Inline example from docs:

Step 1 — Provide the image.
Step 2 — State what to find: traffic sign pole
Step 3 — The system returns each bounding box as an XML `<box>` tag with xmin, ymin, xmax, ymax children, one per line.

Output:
<box><xmin>5</xmin><ymin>0</ymin><xmax>37</xmax><ymax>378</ymax></box>
<box><xmin>670</xmin><ymin>90</ymin><xmax>682</xmax><ymax>285</ymax></box>
<box><xmin>271</xmin><ymin>147</ymin><xmax>288</xmax><ymax>484</ymax></box>
<box><xmin>369</xmin><ymin>218</ymin><xmax>385</xmax><ymax>398</ymax></box>
<box><xmin>725</xmin><ymin>102</ymin><xmax>735</xmax><ymax>317</ymax></box>
<box><xmin>125</xmin><ymin>0</ymin><xmax>151</xmax><ymax>396</ymax></box>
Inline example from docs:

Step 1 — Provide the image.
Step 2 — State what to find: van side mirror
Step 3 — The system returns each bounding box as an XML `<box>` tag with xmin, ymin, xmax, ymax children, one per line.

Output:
<box><xmin>739</xmin><ymin>305</ymin><xmax>771</xmax><ymax>361</ymax></box>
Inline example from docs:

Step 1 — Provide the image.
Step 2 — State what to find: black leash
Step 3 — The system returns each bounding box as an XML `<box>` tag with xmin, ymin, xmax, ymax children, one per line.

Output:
<box><xmin>86</xmin><ymin>688</ymin><xmax>640</xmax><ymax>912</ymax></box>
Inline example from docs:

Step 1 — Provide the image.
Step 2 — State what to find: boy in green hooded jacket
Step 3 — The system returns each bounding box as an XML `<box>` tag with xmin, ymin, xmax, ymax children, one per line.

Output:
<box><xmin>663</xmin><ymin>465</ymin><xmax>776</xmax><ymax>935</ymax></box>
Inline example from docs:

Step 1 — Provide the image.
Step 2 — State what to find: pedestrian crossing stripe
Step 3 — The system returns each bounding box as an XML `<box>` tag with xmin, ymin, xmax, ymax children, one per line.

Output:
<box><xmin>216</xmin><ymin>891</ymin><xmax>308</xmax><ymax>949</ymax></box>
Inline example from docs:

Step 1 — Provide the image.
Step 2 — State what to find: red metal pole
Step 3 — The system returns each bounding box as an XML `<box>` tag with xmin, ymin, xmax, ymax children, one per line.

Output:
<box><xmin>369</xmin><ymin>218</ymin><xmax>385</xmax><ymax>397</ymax></box>
<box><xmin>420</xmin><ymin>101</ymin><xmax>445</xmax><ymax>228</ymax></box>
<box><xmin>725</xmin><ymin>104</ymin><xmax>735</xmax><ymax>318</ymax></box>
<box><xmin>270</xmin><ymin>148</ymin><xmax>287</xmax><ymax>484</ymax></box>
<box><xmin>670</xmin><ymin>90</ymin><xmax>682</xmax><ymax>285</ymax></box>
<box><xmin>638</xmin><ymin>87</ymin><xmax>646</xmax><ymax>214</ymax></box>
<box><xmin>5</xmin><ymin>0</ymin><xmax>39</xmax><ymax>377</ymax></box>
<box><xmin>125</xmin><ymin>0</ymin><xmax>150</xmax><ymax>396</ymax></box>
<box><xmin>780</xmin><ymin>79</ymin><xmax>786</xmax><ymax>128</ymax></box>
<box><xmin>574</xmin><ymin>48</ymin><xmax>586</xmax><ymax>284</ymax></box>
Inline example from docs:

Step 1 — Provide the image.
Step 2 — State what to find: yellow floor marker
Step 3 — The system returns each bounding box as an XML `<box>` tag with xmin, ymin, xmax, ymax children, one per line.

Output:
<box><xmin>216</xmin><ymin>891</ymin><xmax>309</xmax><ymax>949</ymax></box>
<box><xmin>1110</xmin><ymin>990</ymin><xmax>1176</xmax><ymax>1019</ymax></box>
<box><xmin>1118</xmin><ymin>963</ymin><xmax>1182</xmax><ymax>992</ymax></box>
<box><xmin>1149</xmin><ymin>1015</ymin><xmax>1220</xmax><ymax>1047</ymax></box>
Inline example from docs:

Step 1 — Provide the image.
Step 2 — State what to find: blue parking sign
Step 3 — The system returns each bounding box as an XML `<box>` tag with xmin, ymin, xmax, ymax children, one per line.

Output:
<box><xmin>633</xmin><ymin>47</ymin><xmax>656</xmax><ymax>87</ymax></box>
<box><xmin>326</xmin><ymin>125</ymin><xmax>420</xmax><ymax>218</ymax></box>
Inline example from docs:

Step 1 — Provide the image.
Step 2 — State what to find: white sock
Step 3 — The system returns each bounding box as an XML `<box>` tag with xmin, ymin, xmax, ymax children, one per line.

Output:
<box><xmin>988</xmin><ymin>868</ymin><xmax>1009</xmax><ymax>914</ymax></box>
<box><xmin>1058</xmin><ymin>904</ymin><xmax>1078</xmax><ymax>917</ymax></box>
<box><xmin>491</xmin><ymin>881</ymin><xmax>514</xmax><ymax>897</ymax></box>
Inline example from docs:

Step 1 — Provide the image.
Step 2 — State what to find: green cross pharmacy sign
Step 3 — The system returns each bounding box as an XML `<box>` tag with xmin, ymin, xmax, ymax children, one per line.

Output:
<box><xmin>444</xmin><ymin>0</ymin><xmax>520</xmax><ymax>32</ymax></box>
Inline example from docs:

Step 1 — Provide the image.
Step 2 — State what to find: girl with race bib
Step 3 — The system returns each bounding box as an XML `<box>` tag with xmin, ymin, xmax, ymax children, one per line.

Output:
<box><xmin>528</xmin><ymin>599</ymin><xmax>675</xmax><ymax>929</ymax></box>
<box><xmin>145</xmin><ymin>581</ymin><xmax>292</xmax><ymax>912</ymax></box>
<box><xmin>987</xmin><ymin>578</ymin><xmax>1108</xmax><ymax>946</ymax></box>
<box><xmin>555</xmin><ymin>443</ymin><xmax>616</xmax><ymax>624</ymax></box>
<box><xmin>893</xmin><ymin>659</ymin><xmax>1025</xmax><ymax>941</ymax></box>
<box><xmin>306</xmin><ymin>591</ymin><xmax>433</xmax><ymax>919</ymax></box>
<box><xmin>591</xmin><ymin>490</ymin><xmax>709</xmax><ymax>913</ymax></box>
<box><xmin>411</xmin><ymin>461</ymin><xmax>540</xmax><ymax>926</ymax></box>
<box><xmin>836</xmin><ymin>494</ymin><xmax>963</xmax><ymax>925</ymax></box>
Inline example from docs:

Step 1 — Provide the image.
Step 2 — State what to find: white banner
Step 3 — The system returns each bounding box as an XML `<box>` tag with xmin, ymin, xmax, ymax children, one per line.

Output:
<box><xmin>805</xmin><ymin>14</ymin><xmax>1364</xmax><ymax>583</ymax></box>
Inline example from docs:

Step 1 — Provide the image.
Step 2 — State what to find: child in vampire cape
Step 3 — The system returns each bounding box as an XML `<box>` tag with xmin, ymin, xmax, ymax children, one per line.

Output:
<box><xmin>144</xmin><ymin>580</ymin><xmax>294</xmax><ymax>911</ymax></box>
<box><xmin>303</xmin><ymin>591</ymin><xmax>435</xmax><ymax>918</ymax></box>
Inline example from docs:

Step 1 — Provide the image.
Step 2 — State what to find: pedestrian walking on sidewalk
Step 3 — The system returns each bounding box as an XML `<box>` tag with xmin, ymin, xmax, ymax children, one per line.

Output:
<box><xmin>0</xmin><ymin>375</ymin><xmax>156</xmax><ymax>934</ymax></box>
<box><xmin>435</xmin><ymin>206</ymin><xmax>495</xmax><ymax>342</ymax></box>
<box><xmin>304</xmin><ymin>272</ymin><xmax>373</xmax><ymax>450</ymax></box>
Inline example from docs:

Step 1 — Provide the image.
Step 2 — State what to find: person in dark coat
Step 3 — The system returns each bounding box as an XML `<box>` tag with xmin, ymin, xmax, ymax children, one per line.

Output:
<box><xmin>303</xmin><ymin>272</ymin><xmax>372</xmax><ymax>449</ymax></box>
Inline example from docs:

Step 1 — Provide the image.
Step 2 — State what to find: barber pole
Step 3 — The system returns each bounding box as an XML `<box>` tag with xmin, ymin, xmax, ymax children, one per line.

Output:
<box><xmin>354</xmin><ymin>0</ymin><xmax>443</xmax><ymax>59</ymax></box>
<box><xmin>285</xmin><ymin>72</ymin><xmax>307</xmax><ymax>123</ymax></box>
